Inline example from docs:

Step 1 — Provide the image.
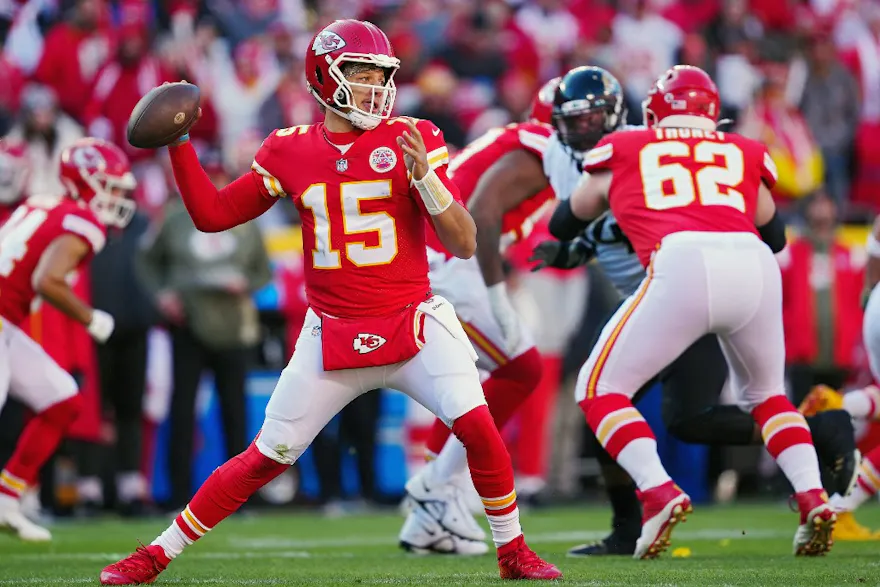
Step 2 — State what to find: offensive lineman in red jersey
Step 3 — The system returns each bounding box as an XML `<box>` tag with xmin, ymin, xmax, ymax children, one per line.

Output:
<box><xmin>398</xmin><ymin>78</ymin><xmax>559</xmax><ymax>554</ymax></box>
<box><xmin>0</xmin><ymin>138</ymin><xmax>134</xmax><ymax>541</ymax></box>
<box><xmin>100</xmin><ymin>20</ymin><xmax>561</xmax><ymax>584</ymax></box>
<box><xmin>559</xmin><ymin>65</ymin><xmax>835</xmax><ymax>559</ymax></box>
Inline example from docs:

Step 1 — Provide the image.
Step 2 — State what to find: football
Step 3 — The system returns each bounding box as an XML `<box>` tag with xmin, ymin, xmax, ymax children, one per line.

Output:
<box><xmin>127</xmin><ymin>82</ymin><xmax>201</xmax><ymax>149</ymax></box>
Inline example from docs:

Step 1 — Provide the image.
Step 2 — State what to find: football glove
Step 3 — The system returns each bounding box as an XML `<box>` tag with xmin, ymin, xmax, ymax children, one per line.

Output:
<box><xmin>487</xmin><ymin>283</ymin><xmax>521</xmax><ymax>354</ymax></box>
<box><xmin>528</xmin><ymin>237</ymin><xmax>596</xmax><ymax>272</ymax></box>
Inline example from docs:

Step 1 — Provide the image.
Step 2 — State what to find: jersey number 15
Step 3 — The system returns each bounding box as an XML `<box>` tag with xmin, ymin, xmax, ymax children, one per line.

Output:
<box><xmin>302</xmin><ymin>180</ymin><xmax>398</xmax><ymax>270</ymax></box>
<box><xmin>639</xmin><ymin>141</ymin><xmax>746</xmax><ymax>212</ymax></box>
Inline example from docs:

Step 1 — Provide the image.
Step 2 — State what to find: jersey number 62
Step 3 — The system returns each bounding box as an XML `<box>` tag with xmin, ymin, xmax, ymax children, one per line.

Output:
<box><xmin>639</xmin><ymin>141</ymin><xmax>746</xmax><ymax>213</ymax></box>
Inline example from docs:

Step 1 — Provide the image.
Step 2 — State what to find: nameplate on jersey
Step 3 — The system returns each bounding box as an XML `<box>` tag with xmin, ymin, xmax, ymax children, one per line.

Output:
<box><xmin>320</xmin><ymin>306</ymin><xmax>426</xmax><ymax>371</ymax></box>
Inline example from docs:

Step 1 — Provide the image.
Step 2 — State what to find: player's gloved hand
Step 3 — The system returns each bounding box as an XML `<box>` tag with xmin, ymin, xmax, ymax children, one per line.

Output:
<box><xmin>87</xmin><ymin>309</ymin><xmax>115</xmax><ymax>343</ymax></box>
<box><xmin>528</xmin><ymin>237</ymin><xmax>596</xmax><ymax>272</ymax></box>
<box><xmin>487</xmin><ymin>282</ymin><xmax>521</xmax><ymax>354</ymax></box>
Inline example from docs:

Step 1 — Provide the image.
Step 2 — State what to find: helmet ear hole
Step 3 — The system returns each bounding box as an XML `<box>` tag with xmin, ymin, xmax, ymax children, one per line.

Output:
<box><xmin>315</xmin><ymin>67</ymin><xmax>323</xmax><ymax>85</ymax></box>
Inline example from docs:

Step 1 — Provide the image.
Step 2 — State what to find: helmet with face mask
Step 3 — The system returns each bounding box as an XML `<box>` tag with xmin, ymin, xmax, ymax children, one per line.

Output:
<box><xmin>305</xmin><ymin>19</ymin><xmax>400</xmax><ymax>131</ymax></box>
<box><xmin>528</xmin><ymin>77</ymin><xmax>561</xmax><ymax>125</ymax></box>
<box><xmin>59</xmin><ymin>138</ymin><xmax>137</xmax><ymax>228</ymax></box>
<box><xmin>553</xmin><ymin>66</ymin><xmax>626</xmax><ymax>152</ymax></box>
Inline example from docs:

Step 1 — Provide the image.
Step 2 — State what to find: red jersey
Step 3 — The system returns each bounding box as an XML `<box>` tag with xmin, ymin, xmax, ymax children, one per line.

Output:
<box><xmin>0</xmin><ymin>196</ymin><xmax>106</xmax><ymax>326</ymax></box>
<box><xmin>251</xmin><ymin>117</ymin><xmax>461</xmax><ymax>318</ymax></box>
<box><xmin>426</xmin><ymin>122</ymin><xmax>555</xmax><ymax>257</ymax></box>
<box><xmin>583</xmin><ymin>127</ymin><xmax>778</xmax><ymax>266</ymax></box>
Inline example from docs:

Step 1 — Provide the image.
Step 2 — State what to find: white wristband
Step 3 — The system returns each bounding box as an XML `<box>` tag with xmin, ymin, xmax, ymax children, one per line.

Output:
<box><xmin>868</xmin><ymin>233</ymin><xmax>880</xmax><ymax>258</ymax></box>
<box><xmin>413</xmin><ymin>167</ymin><xmax>453</xmax><ymax>216</ymax></box>
<box><xmin>87</xmin><ymin>309</ymin><xmax>115</xmax><ymax>343</ymax></box>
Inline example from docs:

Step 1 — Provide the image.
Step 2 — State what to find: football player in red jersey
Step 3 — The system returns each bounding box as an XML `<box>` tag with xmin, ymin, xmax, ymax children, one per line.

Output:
<box><xmin>398</xmin><ymin>78</ymin><xmax>559</xmax><ymax>555</ymax></box>
<box><xmin>0</xmin><ymin>137</ymin><xmax>134</xmax><ymax>541</ymax></box>
<box><xmin>557</xmin><ymin>65</ymin><xmax>834</xmax><ymax>559</ymax></box>
<box><xmin>100</xmin><ymin>20</ymin><xmax>561</xmax><ymax>585</ymax></box>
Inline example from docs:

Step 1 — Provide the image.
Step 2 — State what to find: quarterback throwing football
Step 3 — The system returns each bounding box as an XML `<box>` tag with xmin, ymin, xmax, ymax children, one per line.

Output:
<box><xmin>100</xmin><ymin>19</ymin><xmax>561</xmax><ymax>585</ymax></box>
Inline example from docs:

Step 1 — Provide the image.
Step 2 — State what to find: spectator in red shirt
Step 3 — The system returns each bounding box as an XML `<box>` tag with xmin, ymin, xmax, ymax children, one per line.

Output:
<box><xmin>779</xmin><ymin>190</ymin><xmax>865</xmax><ymax>404</ymax></box>
<box><xmin>0</xmin><ymin>54</ymin><xmax>24</xmax><ymax>135</ymax></box>
<box><xmin>83</xmin><ymin>18</ymin><xmax>173</xmax><ymax>164</ymax></box>
<box><xmin>33</xmin><ymin>0</ymin><xmax>113</xmax><ymax>121</ymax></box>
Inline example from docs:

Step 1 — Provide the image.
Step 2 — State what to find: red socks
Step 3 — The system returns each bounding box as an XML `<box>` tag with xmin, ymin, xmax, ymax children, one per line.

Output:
<box><xmin>174</xmin><ymin>442</ymin><xmax>287</xmax><ymax>540</ymax></box>
<box><xmin>425</xmin><ymin>349</ymin><xmax>543</xmax><ymax>458</ymax></box>
<box><xmin>752</xmin><ymin>395</ymin><xmax>822</xmax><ymax>493</ymax></box>
<box><xmin>452</xmin><ymin>405</ymin><xmax>522</xmax><ymax>545</ymax></box>
<box><xmin>0</xmin><ymin>394</ymin><xmax>81</xmax><ymax>499</ymax></box>
<box><xmin>515</xmin><ymin>353</ymin><xmax>559</xmax><ymax>477</ymax></box>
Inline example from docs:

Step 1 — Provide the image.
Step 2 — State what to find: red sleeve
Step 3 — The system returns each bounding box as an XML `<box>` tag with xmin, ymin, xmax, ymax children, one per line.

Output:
<box><xmin>516</xmin><ymin>122</ymin><xmax>553</xmax><ymax>159</ymax></box>
<box><xmin>168</xmin><ymin>141</ymin><xmax>275</xmax><ymax>232</ymax></box>
<box><xmin>758</xmin><ymin>145</ymin><xmax>778</xmax><ymax>190</ymax></box>
<box><xmin>581</xmin><ymin>135</ymin><xmax>615</xmax><ymax>174</ymax></box>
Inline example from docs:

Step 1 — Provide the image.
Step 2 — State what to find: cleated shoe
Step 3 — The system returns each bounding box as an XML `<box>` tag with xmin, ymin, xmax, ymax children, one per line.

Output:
<box><xmin>100</xmin><ymin>543</ymin><xmax>169</xmax><ymax>585</ymax></box>
<box><xmin>498</xmin><ymin>534</ymin><xmax>563</xmax><ymax>580</ymax></box>
<box><xmin>793</xmin><ymin>489</ymin><xmax>836</xmax><ymax>556</ymax></box>
<box><xmin>634</xmin><ymin>481</ymin><xmax>692</xmax><ymax>560</ymax></box>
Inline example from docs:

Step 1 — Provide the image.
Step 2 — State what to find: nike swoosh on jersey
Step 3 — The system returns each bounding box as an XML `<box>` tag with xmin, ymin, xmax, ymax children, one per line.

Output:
<box><xmin>432</xmin><ymin>128</ymin><xmax>441</xmax><ymax>136</ymax></box>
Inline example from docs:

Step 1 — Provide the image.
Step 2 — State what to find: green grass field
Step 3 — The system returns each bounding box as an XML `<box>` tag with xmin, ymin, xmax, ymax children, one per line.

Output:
<box><xmin>1</xmin><ymin>503</ymin><xmax>879</xmax><ymax>586</ymax></box>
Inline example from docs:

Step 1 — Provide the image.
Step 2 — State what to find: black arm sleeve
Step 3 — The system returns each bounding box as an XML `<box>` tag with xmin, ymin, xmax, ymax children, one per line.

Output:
<box><xmin>757</xmin><ymin>210</ymin><xmax>786</xmax><ymax>253</ymax></box>
<box><xmin>549</xmin><ymin>199</ymin><xmax>591</xmax><ymax>241</ymax></box>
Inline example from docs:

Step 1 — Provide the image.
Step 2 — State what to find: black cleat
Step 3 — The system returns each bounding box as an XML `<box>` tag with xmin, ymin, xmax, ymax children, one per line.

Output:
<box><xmin>568</xmin><ymin>532</ymin><xmax>637</xmax><ymax>557</ymax></box>
<box><xmin>807</xmin><ymin>409</ymin><xmax>859</xmax><ymax>496</ymax></box>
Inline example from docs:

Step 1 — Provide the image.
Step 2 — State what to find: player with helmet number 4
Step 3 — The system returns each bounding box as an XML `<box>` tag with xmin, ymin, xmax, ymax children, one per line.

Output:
<box><xmin>101</xmin><ymin>19</ymin><xmax>562</xmax><ymax>585</ymax></box>
<box><xmin>0</xmin><ymin>137</ymin><xmax>135</xmax><ymax>542</ymax></box>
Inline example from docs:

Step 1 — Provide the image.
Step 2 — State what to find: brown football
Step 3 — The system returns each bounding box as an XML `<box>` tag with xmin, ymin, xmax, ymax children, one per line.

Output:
<box><xmin>127</xmin><ymin>82</ymin><xmax>200</xmax><ymax>149</ymax></box>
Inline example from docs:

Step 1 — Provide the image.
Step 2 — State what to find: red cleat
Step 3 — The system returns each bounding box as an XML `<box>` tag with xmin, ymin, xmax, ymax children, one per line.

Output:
<box><xmin>793</xmin><ymin>489</ymin><xmax>836</xmax><ymax>556</ymax></box>
<box><xmin>100</xmin><ymin>543</ymin><xmax>169</xmax><ymax>585</ymax></box>
<box><xmin>635</xmin><ymin>481</ymin><xmax>692</xmax><ymax>560</ymax></box>
<box><xmin>497</xmin><ymin>534</ymin><xmax>563</xmax><ymax>580</ymax></box>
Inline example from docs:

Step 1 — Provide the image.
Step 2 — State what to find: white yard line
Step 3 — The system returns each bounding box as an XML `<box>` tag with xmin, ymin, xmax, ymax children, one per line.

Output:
<box><xmin>0</xmin><ymin>527</ymin><xmax>787</xmax><ymax>565</ymax></box>
<box><xmin>231</xmin><ymin>527</ymin><xmax>787</xmax><ymax>549</ymax></box>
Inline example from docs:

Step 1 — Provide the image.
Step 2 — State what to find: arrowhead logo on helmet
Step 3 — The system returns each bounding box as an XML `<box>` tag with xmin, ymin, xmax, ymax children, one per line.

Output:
<box><xmin>71</xmin><ymin>145</ymin><xmax>106</xmax><ymax>170</ymax></box>
<box><xmin>312</xmin><ymin>30</ymin><xmax>347</xmax><ymax>57</ymax></box>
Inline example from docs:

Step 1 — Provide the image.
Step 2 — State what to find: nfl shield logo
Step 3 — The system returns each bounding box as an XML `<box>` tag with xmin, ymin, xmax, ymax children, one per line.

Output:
<box><xmin>336</xmin><ymin>159</ymin><xmax>348</xmax><ymax>173</ymax></box>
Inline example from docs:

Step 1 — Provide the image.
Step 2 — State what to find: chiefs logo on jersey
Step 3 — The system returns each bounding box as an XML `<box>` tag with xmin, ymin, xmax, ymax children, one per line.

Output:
<box><xmin>353</xmin><ymin>333</ymin><xmax>387</xmax><ymax>354</ymax></box>
<box><xmin>312</xmin><ymin>31</ymin><xmax>346</xmax><ymax>56</ymax></box>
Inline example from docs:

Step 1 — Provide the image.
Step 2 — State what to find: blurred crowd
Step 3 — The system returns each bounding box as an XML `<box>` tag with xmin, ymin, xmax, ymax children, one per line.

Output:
<box><xmin>4</xmin><ymin>0</ymin><xmax>880</xmax><ymax>219</ymax></box>
<box><xmin>0</xmin><ymin>0</ymin><xmax>877</xmax><ymax>516</ymax></box>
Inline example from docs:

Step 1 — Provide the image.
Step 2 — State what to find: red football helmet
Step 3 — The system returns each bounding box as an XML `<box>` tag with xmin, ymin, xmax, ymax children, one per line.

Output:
<box><xmin>642</xmin><ymin>65</ymin><xmax>720</xmax><ymax>129</ymax></box>
<box><xmin>528</xmin><ymin>77</ymin><xmax>561</xmax><ymax>125</ymax></box>
<box><xmin>305</xmin><ymin>19</ymin><xmax>400</xmax><ymax>130</ymax></box>
<box><xmin>0</xmin><ymin>141</ymin><xmax>29</xmax><ymax>206</ymax></box>
<box><xmin>59</xmin><ymin>138</ymin><xmax>137</xmax><ymax>228</ymax></box>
